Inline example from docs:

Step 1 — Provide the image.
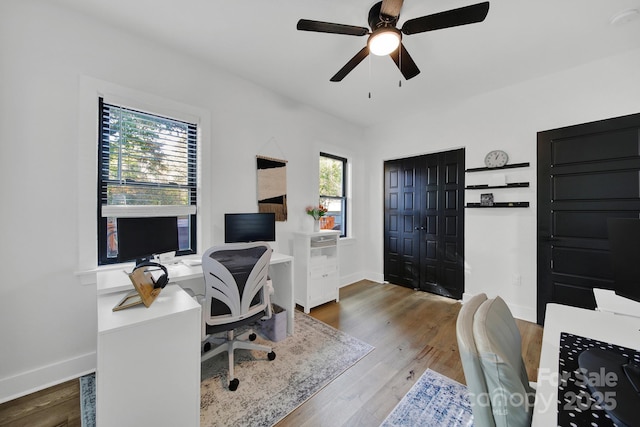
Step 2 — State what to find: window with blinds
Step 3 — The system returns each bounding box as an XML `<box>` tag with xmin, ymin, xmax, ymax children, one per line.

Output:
<box><xmin>319</xmin><ymin>152</ymin><xmax>347</xmax><ymax>238</ymax></box>
<box><xmin>97</xmin><ymin>98</ymin><xmax>197</xmax><ymax>265</ymax></box>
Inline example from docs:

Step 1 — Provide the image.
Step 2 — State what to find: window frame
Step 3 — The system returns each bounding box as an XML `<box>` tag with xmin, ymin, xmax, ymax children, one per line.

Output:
<box><xmin>319</xmin><ymin>152</ymin><xmax>348</xmax><ymax>238</ymax></box>
<box><xmin>96</xmin><ymin>98</ymin><xmax>198</xmax><ymax>265</ymax></box>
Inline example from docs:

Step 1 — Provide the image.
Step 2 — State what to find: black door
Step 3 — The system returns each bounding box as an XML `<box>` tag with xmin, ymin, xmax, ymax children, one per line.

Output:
<box><xmin>384</xmin><ymin>149</ymin><xmax>465</xmax><ymax>299</ymax></box>
<box><xmin>537</xmin><ymin>112</ymin><xmax>640</xmax><ymax>324</ymax></box>
<box><xmin>384</xmin><ymin>156</ymin><xmax>422</xmax><ymax>287</ymax></box>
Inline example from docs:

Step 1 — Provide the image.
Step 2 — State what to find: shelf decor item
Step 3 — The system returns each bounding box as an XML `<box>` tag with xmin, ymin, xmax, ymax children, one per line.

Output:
<box><xmin>306</xmin><ymin>205</ymin><xmax>327</xmax><ymax>231</ymax></box>
<box><xmin>480</xmin><ymin>193</ymin><xmax>494</xmax><ymax>206</ymax></box>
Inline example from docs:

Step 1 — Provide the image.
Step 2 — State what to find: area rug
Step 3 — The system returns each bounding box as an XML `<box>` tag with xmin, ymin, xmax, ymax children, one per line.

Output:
<box><xmin>79</xmin><ymin>373</ymin><xmax>96</xmax><ymax>427</ymax></box>
<box><xmin>200</xmin><ymin>309</ymin><xmax>373</xmax><ymax>426</ymax></box>
<box><xmin>380</xmin><ymin>369</ymin><xmax>474</xmax><ymax>427</ymax></box>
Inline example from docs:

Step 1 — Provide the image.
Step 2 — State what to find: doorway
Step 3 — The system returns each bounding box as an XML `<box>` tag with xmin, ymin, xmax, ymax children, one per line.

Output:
<box><xmin>537</xmin><ymin>112</ymin><xmax>640</xmax><ymax>324</ymax></box>
<box><xmin>384</xmin><ymin>149</ymin><xmax>465</xmax><ymax>299</ymax></box>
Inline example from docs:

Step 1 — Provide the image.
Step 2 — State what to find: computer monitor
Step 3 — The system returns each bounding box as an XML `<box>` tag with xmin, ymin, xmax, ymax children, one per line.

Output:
<box><xmin>224</xmin><ymin>213</ymin><xmax>276</xmax><ymax>243</ymax></box>
<box><xmin>607</xmin><ymin>218</ymin><xmax>640</xmax><ymax>304</ymax></box>
<box><xmin>117</xmin><ymin>217</ymin><xmax>179</xmax><ymax>264</ymax></box>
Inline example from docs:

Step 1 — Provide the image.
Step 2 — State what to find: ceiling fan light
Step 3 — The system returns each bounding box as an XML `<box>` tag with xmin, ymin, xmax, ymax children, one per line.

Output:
<box><xmin>368</xmin><ymin>28</ymin><xmax>401</xmax><ymax>56</ymax></box>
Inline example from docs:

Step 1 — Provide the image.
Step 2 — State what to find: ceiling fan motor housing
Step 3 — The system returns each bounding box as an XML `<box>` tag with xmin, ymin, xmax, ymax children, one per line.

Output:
<box><xmin>369</xmin><ymin>1</ymin><xmax>399</xmax><ymax>29</ymax></box>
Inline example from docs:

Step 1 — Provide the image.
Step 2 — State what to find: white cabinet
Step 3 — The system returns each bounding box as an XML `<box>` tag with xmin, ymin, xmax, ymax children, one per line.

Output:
<box><xmin>97</xmin><ymin>285</ymin><xmax>200</xmax><ymax>427</ymax></box>
<box><xmin>293</xmin><ymin>230</ymin><xmax>340</xmax><ymax>313</ymax></box>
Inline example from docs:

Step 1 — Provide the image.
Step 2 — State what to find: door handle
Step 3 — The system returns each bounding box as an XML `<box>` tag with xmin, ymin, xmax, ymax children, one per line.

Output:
<box><xmin>414</xmin><ymin>227</ymin><xmax>426</xmax><ymax>230</ymax></box>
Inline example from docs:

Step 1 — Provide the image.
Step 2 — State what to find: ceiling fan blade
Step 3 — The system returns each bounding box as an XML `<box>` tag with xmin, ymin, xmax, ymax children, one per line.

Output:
<box><xmin>330</xmin><ymin>46</ymin><xmax>370</xmax><ymax>82</ymax></box>
<box><xmin>380</xmin><ymin>0</ymin><xmax>404</xmax><ymax>18</ymax></box>
<box><xmin>401</xmin><ymin>2</ymin><xmax>490</xmax><ymax>35</ymax></box>
<box><xmin>297</xmin><ymin>19</ymin><xmax>369</xmax><ymax>36</ymax></box>
<box><xmin>389</xmin><ymin>43</ymin><xmax>420</xmax><ymax>80</ymax></box>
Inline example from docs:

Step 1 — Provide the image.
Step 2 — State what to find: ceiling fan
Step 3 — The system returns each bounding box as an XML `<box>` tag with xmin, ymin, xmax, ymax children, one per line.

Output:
<box><xmin>297</xmin><ymin>0</ymin><xmax>490</xmax><ymax>82</ymax></box>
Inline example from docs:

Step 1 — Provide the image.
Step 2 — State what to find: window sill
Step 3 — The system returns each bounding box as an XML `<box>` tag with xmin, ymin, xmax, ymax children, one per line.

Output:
<box><xmin>338</xmin><ymin>236</ymin><xmax>356</xmax><ymax>245</ymax></box>
<box><xmin>75</xmin><ymin>263</ymin><xmax>135</xmax><ymax>286</ymax></box>
<box><xmin>76</xmin><ymin>254</ymin><xmax>203</xmax><ymax>287</ymax></box>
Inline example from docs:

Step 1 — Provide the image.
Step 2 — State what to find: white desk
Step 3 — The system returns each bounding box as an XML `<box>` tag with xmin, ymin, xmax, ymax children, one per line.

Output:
<box><xmin>532</xmin><ymin>304</ymin><xmax>640</xmax><ymax>426</ymax></box>
<box><xmin>97</xmin><ymin>285</ymin><xmax>201</xmax><ymax>426</ymax></box>
<box><xmin>96</xmin><ymin>252</ymin><xmax>295</xmax><ymax>335</ymax></box>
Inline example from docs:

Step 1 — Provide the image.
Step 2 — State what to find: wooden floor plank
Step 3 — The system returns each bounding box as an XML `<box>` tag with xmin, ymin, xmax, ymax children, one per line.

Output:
<box><xmin>0</xmin><ymin>378</ymin><xmax>80</xmax><ymax>427</ymax></box>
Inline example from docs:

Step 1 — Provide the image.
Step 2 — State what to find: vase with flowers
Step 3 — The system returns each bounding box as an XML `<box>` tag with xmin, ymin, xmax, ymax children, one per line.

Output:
<box><xmin>306</xmin><ymin>204</ymin><xmax>327</xmax><ymax>232</ymax></box>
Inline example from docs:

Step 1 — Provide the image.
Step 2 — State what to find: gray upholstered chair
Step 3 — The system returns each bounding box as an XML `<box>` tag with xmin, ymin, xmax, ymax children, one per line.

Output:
<box><xmin>456</xmin><ymin>293</ymin><xmax>496</xmax><ymax>427</ymax></box>
<box><xmin>457</xmin><ymin>295</ymin><xmax>535</xmax><ymax>427</ymax></box>
<box><xmin>200</xmin><ymin>242</ymin><xmax>276</xmax><ymax>391</ymax></box>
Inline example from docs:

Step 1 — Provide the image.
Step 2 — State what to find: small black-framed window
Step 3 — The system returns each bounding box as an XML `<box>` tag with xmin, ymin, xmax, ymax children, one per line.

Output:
<box><xmin>97</xmin><ymin>98</ymin><xmax>197</xmax><ymax>265</ymax></box>
<box><xmin>319</xmin><ymin>152</ymin><xmax>347</xmax><ymax>237</ymax></box>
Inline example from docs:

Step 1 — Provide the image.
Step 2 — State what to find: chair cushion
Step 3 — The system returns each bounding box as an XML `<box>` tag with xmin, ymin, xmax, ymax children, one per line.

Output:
<box><xmin>456</xmin><ymin>293</ymin><xmax>496</xmax><ymax>427</ymax></box>
<box><xmin>473</xmin><ymin>297</ymin><xmax>534</xmax><ymax>427</ymax></box>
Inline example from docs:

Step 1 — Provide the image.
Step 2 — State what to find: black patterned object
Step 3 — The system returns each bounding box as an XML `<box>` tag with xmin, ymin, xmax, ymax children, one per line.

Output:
<box><xmin>557</xmin><ymin>332</ymin><xmax>640</xmax><ymax>427</ymax></box>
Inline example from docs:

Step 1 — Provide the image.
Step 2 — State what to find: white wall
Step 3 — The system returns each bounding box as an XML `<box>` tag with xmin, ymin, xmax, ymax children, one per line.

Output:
<box><xmin>0</xmin><ymin>0</ymin><xmax>365</xmax><ymax>402</ymax></box>
<box><xmin>363</xmin><ymin>47</ymin><xmax>640</xmax><ymax>322</ymax></box>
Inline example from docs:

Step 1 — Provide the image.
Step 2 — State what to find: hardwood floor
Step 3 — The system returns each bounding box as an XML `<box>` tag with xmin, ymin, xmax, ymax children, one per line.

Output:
<box><xmin>0</xmin><ymin>378</ymin><xmax>81</xmax><ymax>427</ymax></box>
<box><xmin>0</xmin><ymin>280</ymin><xmax>542</xmax><ymax>427</ymax></box>
<box><xmin>277</xmin><ymin>280</ymin><xmax>543</xmax><ymax>427</ymax></box>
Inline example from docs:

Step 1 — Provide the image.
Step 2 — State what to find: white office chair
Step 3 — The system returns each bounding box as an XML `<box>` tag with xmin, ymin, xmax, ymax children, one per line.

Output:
<box><xmin>473</xmin><ymin>296</ymin><xmax>535</xmax><ymax>427</ymax></box>
<box><xmin>200</xmin><ymin>242</ymin><xmax>276</xmax><ymax>391</ymax></box>
<box><xmin>456</xmin><ymin>293</ymin><xmax>496</xmax><ymax>427</ymax></box>
<box><xmin>457</xmin><ymin>295</ymin><xmax>535</xmax><ymax>427</ymax></box>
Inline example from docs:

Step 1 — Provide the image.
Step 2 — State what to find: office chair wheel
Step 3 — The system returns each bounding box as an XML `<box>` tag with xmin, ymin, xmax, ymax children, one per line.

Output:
<box><xmin>229</xmin><ymin>378</ymin><xmax>239</xmax><ymax>391</ymax></box>
<box><xmin>249</xmin><ymin>333</ymin><xmax>257</xmax><ymax>341</ymax></box>
<box><xmin>268</xmin><ymin>351</ymin><xmax>276</xmax><ymax>361</ymax></box>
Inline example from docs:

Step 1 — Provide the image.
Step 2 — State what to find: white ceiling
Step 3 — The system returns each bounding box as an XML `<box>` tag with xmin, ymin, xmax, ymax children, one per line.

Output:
<box><xmin>48</xmin><ymin>0</ymin><xmax>640</xmax><ymax>127</ymax></box>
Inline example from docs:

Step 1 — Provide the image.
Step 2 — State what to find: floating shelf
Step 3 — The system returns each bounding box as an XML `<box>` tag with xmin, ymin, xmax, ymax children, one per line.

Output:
<box><xmin>465</xmin><ymin>182</ymin><xmax>529</xmax><ymax>190</ymax></box>
<box><xmin>466</xmin><ymin>202</ymin><xmax>530</xmax><ymax>208</ymax></box>
<box><xmin>465</xmin><ymin>162</ymin><xmax>530</xmax><ymax>173</ymax></box>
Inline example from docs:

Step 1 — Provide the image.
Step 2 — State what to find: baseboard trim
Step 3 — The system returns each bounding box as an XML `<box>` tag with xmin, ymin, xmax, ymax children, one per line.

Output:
<box><xmin>0</xmin><ymin>352</ymin><xmax>96</xmax><ymax>404</ymax></box>
<box><xmin>339</xmin><ymin>272</ymin><xmax>385</xmax><ymax>288</ymax></box>
<box><xmin>339</xmin><ymin>272</ymin><xmax>364</xmax><ymax>288</ymax></box>
<box><xmin>363</xmin><ymin>272</ymin><xmax>384</xmax><ymax>284</ymax></box>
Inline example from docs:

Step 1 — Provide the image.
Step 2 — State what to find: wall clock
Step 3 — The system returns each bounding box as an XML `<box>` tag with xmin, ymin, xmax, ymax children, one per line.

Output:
<box><xmin>484</xmin><ymin>150</ymin><xmax>509</xmax><ymax>168</ymax></box>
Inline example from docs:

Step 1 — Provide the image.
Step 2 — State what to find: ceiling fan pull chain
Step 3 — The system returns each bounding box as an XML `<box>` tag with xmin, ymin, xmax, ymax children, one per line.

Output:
<box><xmin>368</xmin><ymin>54</ymin><xmax>372</xmax><ymax>99</ymax></box>
<box><xmin>398</xmin><ymin>46</ymin><xmax>402</xmax><ymax>87</ymax></box>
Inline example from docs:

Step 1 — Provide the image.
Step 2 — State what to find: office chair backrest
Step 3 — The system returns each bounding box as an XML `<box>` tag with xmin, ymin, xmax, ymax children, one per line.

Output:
<box><xmin>456</xmin><ymin>293</ymin><xmax>496</xmax><ymax>427</ymax></box>
<box><xmin>202</xmin><ymin>242</ymin><xmax>272</xmax><ymax>329</ymax></box>
<box><xmin>472</xmin><ymin>296</ymin><xmax>534</xmax><ymax>427</ymax></box>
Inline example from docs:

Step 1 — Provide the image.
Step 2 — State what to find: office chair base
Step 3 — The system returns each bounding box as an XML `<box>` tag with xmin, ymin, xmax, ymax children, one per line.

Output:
<box><xmin>201</xmin><ymin>329</ymin><xmax>276</xmax><ymax>390</ymax></box>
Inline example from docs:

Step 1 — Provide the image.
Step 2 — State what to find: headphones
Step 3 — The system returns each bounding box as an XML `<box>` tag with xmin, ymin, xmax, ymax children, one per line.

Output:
<box><xmin>133</xmin><ymin>261</ymin><xmax>169</xmax><ymax>289</ymax></box>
